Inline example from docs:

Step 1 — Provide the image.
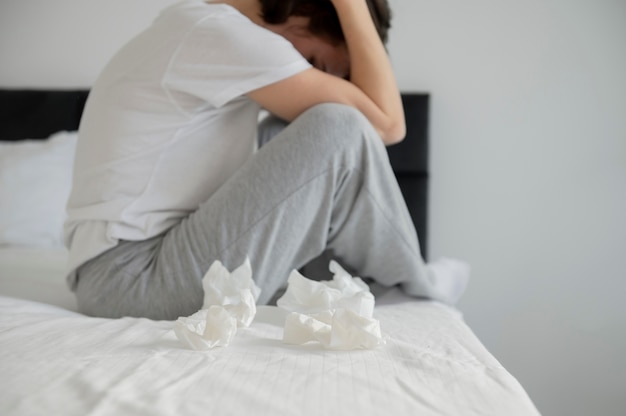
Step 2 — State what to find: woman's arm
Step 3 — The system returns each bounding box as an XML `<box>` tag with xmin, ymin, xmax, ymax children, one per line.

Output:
<box><xmin>247</xmin><ymin>0</ymin><xmax>405</xmax><ymax>144</ymax></box>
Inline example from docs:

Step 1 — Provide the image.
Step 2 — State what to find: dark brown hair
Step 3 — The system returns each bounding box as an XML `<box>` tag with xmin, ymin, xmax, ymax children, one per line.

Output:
<box><xmin>259</xmin><ymin>0</ymin><xmax>392</xmax><ymax>45</ymax></box>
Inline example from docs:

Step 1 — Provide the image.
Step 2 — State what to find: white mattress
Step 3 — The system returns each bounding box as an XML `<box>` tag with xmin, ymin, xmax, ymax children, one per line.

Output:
<box><xmin>0</xmin><ymin>248</ymin><xmax>540</xmax><ymax>416</ymax></box>
<box><xmin>0</xmin><ymin>247</ymin><xmax>77</xmax><ymax>311</ymax></box>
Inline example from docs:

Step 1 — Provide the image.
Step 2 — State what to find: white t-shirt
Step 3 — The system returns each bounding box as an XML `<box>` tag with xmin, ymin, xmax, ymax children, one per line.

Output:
<box><xmin>64</xmin><ymin>0</ymin><xmax>311</xmax><ymax>286</ymax></box>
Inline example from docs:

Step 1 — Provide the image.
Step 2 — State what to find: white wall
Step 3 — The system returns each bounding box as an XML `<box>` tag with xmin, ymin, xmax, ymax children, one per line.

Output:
<box><xmin>0</xmin><ymin>0</ymin><xmax>178</xmax><ymax>87</ymax></box>
<box><xmin>1</xmin><ymin>1</ymin><xmax>625</xmax><ymax>415</ymax></box>
<box><xmin>388</xmin><ymin>0</ymin><xmax>626</xmax><ymax>415</ymax></box>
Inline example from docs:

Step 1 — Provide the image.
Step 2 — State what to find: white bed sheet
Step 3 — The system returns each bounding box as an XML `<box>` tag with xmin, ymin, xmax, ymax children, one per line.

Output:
<box><xmin>0</xmin><ymin>248</ymin><xmax>539</xmax><ymax>415</ymax></box>
<box><xmin>0</xmin><ymin>295</ymin><xmax>540</xmax><ymax>415</ymax></box>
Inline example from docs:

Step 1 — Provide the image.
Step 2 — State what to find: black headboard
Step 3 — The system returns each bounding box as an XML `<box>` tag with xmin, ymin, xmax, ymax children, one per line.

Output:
<box><xmin>0</xmin><ymin>89</ymin><xmax>89</xmax><ymax>141</ymax></box>
<box><xmin>389</xmin><ymin>94</ymin><xmax>429</xmax><ymax>259</ymax></box>
<box><xmin>0</xmin><ymin>89</ymin><xmax>429</xmax><ymax>258</ymax></box>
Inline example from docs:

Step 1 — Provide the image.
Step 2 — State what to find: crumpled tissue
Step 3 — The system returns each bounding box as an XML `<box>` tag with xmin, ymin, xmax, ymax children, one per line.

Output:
<box><xmin>277</xmin><ymin>261</ymin><xmax>384</xmax><ymax>350</ymax></box>
<box><xmin>174</xmin><ymin>259</ymin><xmax>261</xmax><ymax>350</ymax></box>
<box><xmin>201</xmin><ymin>258</ymin><xmax>261</xmax><ymax>327</ymax></box>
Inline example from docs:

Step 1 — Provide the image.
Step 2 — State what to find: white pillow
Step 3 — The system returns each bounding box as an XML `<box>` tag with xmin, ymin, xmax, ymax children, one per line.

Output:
<box><xmin>0</xmin><ymin>131</ymin><xmax>77</xmax><ymax>247</ymax></box>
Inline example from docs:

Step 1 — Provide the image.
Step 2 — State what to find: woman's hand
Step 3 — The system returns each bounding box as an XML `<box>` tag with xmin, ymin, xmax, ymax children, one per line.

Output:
<box><xmin>329</xmin><ymin>0</ymin><xmax>405</xmax><ymax>142</ymax></box>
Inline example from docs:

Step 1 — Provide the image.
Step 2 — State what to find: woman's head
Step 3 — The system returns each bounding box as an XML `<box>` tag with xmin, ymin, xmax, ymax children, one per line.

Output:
<box><xmin>259</xmin><ymin>0</ymin><xmax>392</xmax><ymax>45</ymax></box>
<box><xmin>259</xmin><ymin>0</ymin><xmax>392</xmax><ymax>78</ymax></box>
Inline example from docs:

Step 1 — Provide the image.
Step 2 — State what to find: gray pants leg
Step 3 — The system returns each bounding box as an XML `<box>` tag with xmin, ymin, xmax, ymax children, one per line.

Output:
<box><xmin>75</xmin><ymin>104</ymin><xmax>436</xmax><ymax>320</ymax></box>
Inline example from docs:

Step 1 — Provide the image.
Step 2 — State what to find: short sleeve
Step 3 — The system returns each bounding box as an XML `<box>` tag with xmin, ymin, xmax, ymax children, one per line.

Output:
<box><xmin>164</xmin><ymin>14</ymin><xmax>311</xmax><ymax>109</ymax></box>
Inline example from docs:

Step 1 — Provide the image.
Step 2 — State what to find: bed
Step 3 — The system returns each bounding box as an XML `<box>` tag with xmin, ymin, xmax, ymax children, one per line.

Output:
<box><xmin>0</xmin><ymin>89</ymin><xmax>540</xmax><ymax>416</ymax></box>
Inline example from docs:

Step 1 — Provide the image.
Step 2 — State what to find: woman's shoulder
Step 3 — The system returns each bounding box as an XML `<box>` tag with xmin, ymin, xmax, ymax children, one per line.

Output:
<box><xmin>161</xmin><ymin>1</ymin><xmax>255</xmax><ymax>28</ymax></box>
<box><xmin>164</xmin><ymin>2</ymin><xmax>298</xmax><ymax>59</ymax></box>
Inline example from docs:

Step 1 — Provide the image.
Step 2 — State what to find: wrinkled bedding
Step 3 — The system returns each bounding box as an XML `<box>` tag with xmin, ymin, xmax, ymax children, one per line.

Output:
<box><xmin>0</xmin><ymin>260</ymin><xmax>539</xmax><ymax>416</ymax></box>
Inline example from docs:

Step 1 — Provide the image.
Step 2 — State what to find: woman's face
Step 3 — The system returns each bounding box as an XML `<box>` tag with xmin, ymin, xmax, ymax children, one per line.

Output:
<box><xmin>272</xmin><ymin>17</ymin><xmax>350</xmax><ymax>79</ymax></box>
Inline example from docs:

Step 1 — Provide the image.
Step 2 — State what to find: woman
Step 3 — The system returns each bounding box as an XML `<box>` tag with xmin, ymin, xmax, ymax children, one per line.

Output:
<box><xmin>65</xmin><ymin>0</ymin><xmax>467</xmax><ymax>320</ymax></box>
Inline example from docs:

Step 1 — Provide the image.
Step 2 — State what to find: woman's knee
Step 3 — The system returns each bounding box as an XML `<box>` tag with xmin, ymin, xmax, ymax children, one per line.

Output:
<box><xmin>295</xmin><ymin>103</ymin><xmax>381</xmax><ymax>152</ymax></box>
<box><xmin>300</xmin><ymin>103</ymin><xmax>370</xmax><ymax>131</ymax></box>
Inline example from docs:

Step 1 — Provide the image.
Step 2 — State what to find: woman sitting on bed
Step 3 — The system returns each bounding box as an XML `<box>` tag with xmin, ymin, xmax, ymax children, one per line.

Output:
<box><xmin>64</xmin><ymin>0</ymin><xmax>468</xmax><ymax>320</ymax></box>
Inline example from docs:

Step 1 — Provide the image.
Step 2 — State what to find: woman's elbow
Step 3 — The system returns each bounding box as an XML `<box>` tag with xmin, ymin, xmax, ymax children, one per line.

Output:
<box><xmin>380</xmin><ymin>120</ymin><xmax>406</xmax><ymax>145</ymax></box>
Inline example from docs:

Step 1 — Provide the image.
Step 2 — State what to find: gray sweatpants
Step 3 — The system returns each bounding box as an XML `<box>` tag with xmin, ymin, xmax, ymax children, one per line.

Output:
<box><xmin>75</xmin><ymin>104</ymin><xmax>436</xmax><ymax>320</ymax></box>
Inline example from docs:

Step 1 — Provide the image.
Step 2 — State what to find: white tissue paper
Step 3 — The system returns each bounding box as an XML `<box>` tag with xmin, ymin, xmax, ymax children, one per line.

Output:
<box><xmin>174</xmin><ymin>306</ymin><xmax>237</xmax><ymax>350</ymax></box>
<box><xmin>174</xmin><ymin>259</ymin><xmax>261</xmax><ymax>350</ymax></box>
<box><xmin>277</xmin><ymin>261</ymin><xmax>384</xmax><ymax>350</ymax></box>
<box><xmin>201</xmin><ymin>258</ymin><xmax>261</xmax><ymax>327</ymax></box>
